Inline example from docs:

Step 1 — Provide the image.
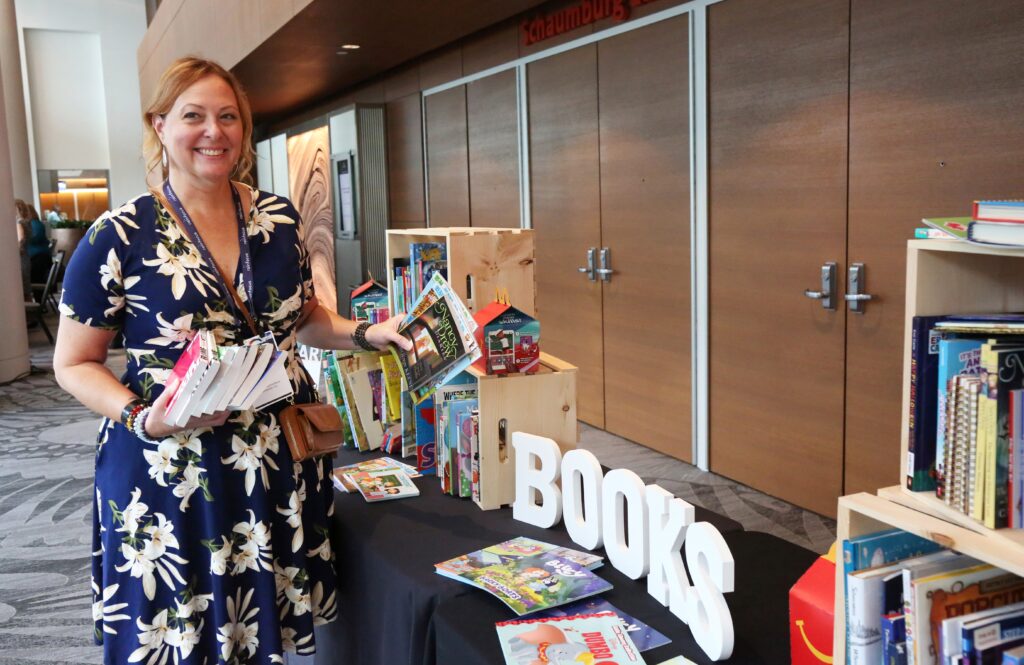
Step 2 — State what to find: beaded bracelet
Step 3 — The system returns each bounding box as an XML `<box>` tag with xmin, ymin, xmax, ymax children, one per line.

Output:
<box><xmin>121</xmin><ymin>398</ymin><xmax>147</xmax><ymax>428</ymax></box>
<box><xmin>352</xmin><ymin>321</ymin><xmax>376</xmax><ymax>351</ymax></box>
<box><xmin>131</xmin><ymin>406</ymin><xmax>161</xmax><ymax>445</ymax></box>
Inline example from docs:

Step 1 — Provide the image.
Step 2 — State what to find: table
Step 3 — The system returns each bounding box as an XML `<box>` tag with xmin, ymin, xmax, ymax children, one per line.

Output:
<box><xmin>315</xmin><ymin>448</ymin><xmax>812</xmax><ymax>664</ymax></box>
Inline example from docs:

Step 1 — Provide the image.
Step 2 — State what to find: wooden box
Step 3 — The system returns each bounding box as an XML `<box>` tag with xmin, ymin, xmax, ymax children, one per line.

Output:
<box><xmin>468</xmin><ymin>352</ymin><xmax>577</xmax><ymax>511</ymax></box>
<box><xmin>386</xmin><ymin>227</ymin><xmax>536</xmax><ymax>316</ymax></box>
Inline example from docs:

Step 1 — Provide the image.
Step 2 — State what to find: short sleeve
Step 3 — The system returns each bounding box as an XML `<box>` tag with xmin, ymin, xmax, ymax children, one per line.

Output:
<box><xmin>59</xmin><ymin>206</ymin><xmax>141</xmax><ymax>330</ymax></box>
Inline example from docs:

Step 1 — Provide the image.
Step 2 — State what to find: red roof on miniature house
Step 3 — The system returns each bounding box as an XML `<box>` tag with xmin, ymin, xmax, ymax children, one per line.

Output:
<box><xmin>472</xmin><ymin>300</ymin><xmax>512</xmax><ymax>327</ymax></box>
<box><xmin>350</xmin><ymin>280</ymin><xmax>387</xmax><ymax>299</ymax></box>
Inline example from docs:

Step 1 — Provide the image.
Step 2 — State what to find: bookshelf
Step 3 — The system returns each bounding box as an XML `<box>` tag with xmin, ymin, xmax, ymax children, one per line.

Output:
<box><xmin>833</xmin><ymin>239</ymin><xmax>1024</xmax><ymax>664</ymax></box>
<box><xmin>385</xmin><ymin>227</ymin><xmax>536</xmax><ymax>317</ymax></box>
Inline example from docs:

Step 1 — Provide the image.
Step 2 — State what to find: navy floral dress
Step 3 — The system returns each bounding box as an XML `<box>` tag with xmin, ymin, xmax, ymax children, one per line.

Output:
<box><xmin>60</xmin><ymin>184</ymin><xmax>337</xmax><ymax>664</ymax></box>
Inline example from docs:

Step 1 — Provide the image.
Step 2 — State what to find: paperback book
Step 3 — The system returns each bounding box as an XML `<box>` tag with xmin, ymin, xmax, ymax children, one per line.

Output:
<box><xmin>530</xmin><ymin>598</ymin><xmax>671</xmax><ymax>652</ymax></box>
<box><xmin>346</xmin><ymin>468</ymin><xmax>419</xmax><ymax>502</ymax></box>
<box><xmin>495</xmin><ymin>612</ymin><xmax>646</xmax><ymax>665</ymax></box>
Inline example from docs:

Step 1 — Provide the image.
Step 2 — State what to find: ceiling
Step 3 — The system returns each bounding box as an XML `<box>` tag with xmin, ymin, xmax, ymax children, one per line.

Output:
<box><xmin>232</xmin><ymin>0</ymin><xmax>549</xmax><ymax>128</ymax></box>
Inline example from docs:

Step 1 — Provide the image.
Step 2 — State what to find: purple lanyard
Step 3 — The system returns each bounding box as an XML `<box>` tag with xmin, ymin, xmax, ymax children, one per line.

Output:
<box><xmin>162</xmin><ymin>180</ymin><xmax>256</xmax><ymax>329</ymax></box>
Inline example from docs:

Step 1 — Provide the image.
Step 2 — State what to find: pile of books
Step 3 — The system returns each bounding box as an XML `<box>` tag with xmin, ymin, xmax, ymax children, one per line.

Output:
<box><xmin>392</xmin><ymin>241</ymin><xmax>447</xmax><ymax>316</ymax></box>
<box><xmin>163</xmin><ymin>330</ymin><xmax>291</xmax><ymax>425</ymax></box>
<box><xmin>906</xmin><ymin>314</ymin><xmax>1024</xmax><ymax>528</ymax></box>
<box><xmin>842</xmin><ymin>528</ymin><xmax>1024</xmax><ymax>665</ymax></box>
<box><xmin>389</xmin><ymin>272</ymin><xmax>481</xmax><ymax>405</ymax></box>
<box><xmin>433</xmin><ymin>373</ymin><xmax>479</xmax><ymax>499</ymax></box>
<box><xmin>922</xmin><ymin>199</ymin><xmax>1024</xmax><ymax>247</ymax></box>
<box><xmin>322</xmin><ymin>350</ymin><xmax>408</xmax><ymax>456</ymax></box>
<box><xmin>331</xmin><ymin>457</ymin><xmax>421</xmax><ymax>502</ymax></box>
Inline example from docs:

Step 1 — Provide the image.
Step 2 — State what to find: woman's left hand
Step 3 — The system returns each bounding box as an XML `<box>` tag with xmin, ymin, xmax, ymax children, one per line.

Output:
<box><xmin>367</xmin><ymin>315</ymin><xmax>413</xmax><ymax>351</ymax></box>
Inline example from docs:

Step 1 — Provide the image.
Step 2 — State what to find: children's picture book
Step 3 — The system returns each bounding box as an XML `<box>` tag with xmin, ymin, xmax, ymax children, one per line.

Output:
<box><xmin>435</xmin><ymin>537</ymin><xmax>604</xmax><ymax>576</ymax></box>
<box><xmin>347</xmin><ymin>468</ymin><xmax>419</xmax><ymax>502</ymax></box>
<box><xmin>495</xmin><ymin>612</ymin><xmax>646</xmax><ymax>665</ymax></box>
<box><xmin>922</xmin><ymin>217</ymin><xmax>970</xmax><ymax>241</ymax></box>
<box><xmin>414</xmin><ymin>395</ymin><xmax>436</xmax><ymax>475</ymax></box>
<box><xmin>960</xmin><ymin>605</ymin><xmax>1024</xmax><ymax>664</ymax></box>
<box><xmin>331</xmin><ymin>456</ymin><xmax>421</xmax><ymax>493</ymax></box>
<box><xmin>530</xmin><ymin>598</ymin><xmax>671</xmax><ymax>652</ymax></box>
<box><xmin>436</xmin><ymin>550</ymin><xmax>611</xmax><ymax>615</ymax></box>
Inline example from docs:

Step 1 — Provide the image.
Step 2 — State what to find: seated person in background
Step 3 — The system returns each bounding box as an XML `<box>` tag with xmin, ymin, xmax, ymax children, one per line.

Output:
<box><xmin>14</xmin><ymin>205</ymin><xmax>30</xmax><ymax>300</ymax></box>
<box><xmin>15</xmin><ymin>199</ymin><xmax>51</xmax><ymax>284</ymax></box>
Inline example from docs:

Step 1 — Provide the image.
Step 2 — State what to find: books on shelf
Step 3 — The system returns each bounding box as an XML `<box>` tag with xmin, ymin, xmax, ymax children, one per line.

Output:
<box><xmin>389</xmin><ymin>272</ymin><xmax>481</xmax><ymax>405</ymax></box>
<box><xmin>495</xmin><ymin>612</ymin><xmax>646</xmax><ymax>665</ymax></box>
<box><xmin>923</xmin><ymin>204</ymin><xmax>1024</xmax><ymax>248</ymax></box>
<box><xmin>435</xmin><ymin>537</ymin><xmax>610</xmax><ymax>615</ymax></box>
<box><xmin>973</xmin><ymin>200</ymin><xmax>1024</xmax><ymax>223</ymax></box>
<box><xmin>163</xmin><ymin>330</ymin><xmax>292</xmax><ymax>425</ymax></box>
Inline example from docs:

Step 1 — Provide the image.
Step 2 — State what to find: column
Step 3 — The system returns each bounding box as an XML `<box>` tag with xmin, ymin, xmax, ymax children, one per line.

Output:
<box><xmin>1</xmin><ymin>0</ymin><xmax>33</xmax><ymax>200</ymax></box>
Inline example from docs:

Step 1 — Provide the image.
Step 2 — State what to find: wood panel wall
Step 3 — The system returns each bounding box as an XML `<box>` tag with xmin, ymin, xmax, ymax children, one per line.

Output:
<box><xmin>467</xmin><ymin>70</ymin><xmax>520</xmax><ymax>229</ymax></box>
<box><xmin>386</xmin><ymin>93</ymin><xmax>426</xmax><ymax>229</ymax></box>
<box><xmin>707</xmin><ymin>0</ymin><xmax>850</xmax><ymax>516</ymax></box>
<box><xmin>528</xmin><ymin>45</ymin><xmax>605</xmax><ymax>427</ymax></box>
<box><xmin>598</xmin><ymin>15</ymin><xmax>692</xmax><ymax>461</ymax></box>
<box><xmin>844</xmin><ymin>0</ymin><xmax>1024</xmax><ymax>495</ymax></box>
<box><xmin>424</xmin><ymin>86</ymin><xmax>471</xmax><ymax>227</ymax></box>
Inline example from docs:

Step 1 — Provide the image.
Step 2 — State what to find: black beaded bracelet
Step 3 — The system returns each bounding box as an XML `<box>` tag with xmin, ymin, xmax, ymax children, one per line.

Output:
<box><xmin>120</xmin><ymin>397</ymin><xmax>148</xmax><ymax>427</ymax></box>
<box><xmin>351</xmin><ymin>321</ymin><xmax>376</xmax><ymax>351</ymax></box>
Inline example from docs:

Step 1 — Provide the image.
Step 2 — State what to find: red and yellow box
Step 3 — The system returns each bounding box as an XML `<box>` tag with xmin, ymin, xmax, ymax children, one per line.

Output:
<box><xmin>789</xmin><ymin>543</ymin><xmax>836</xmax><ymax>665</ymax></box>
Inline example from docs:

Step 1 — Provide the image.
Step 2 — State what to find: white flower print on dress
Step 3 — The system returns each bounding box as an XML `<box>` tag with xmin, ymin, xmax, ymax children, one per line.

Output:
<box><xmin>142</xmin><ymin>429</ymin><xmax>211</xmax><ymax>511</ymax></box>
<box><xmin>222</xmin><ymin>413</ymin><xmax>280</xmax><ymax>496</ymax></box>
<box><xmin>91</xmin><ymin>581</ymin><xmax>129</xmax><ymax>637</ymax></box>
<box><xmin>310</xmin><ymin>581</ymin><xmax>338</xmax><ymax>626</ymax></box>
<box><xmin>248</xmin><ymin>194</ymin><xmax>295</xmax><ymax>244</ymax></box>
<box><xmin>127</xmin><ymin>608</ymin><xmax>172</xmax><ymax>663</ymax></box>
<box><xmin>145</xmin><ymin>312</ymin><xmax>194</xmax><ymax>348</ymax></box>
<box><xmin>266</xmin><ymin>285</ymin><xmax>303</xmax><ymax>323</ymax></box>
<box><xmin>111</xmin><ymin>490</ymin><xmax>189</xmax><ymax>600</ymax></box>
<box><xmin>217</xmin><ymin>587</ymin><xmax>260</xmax><ymax>663</ymax></box>
<box><xmin>142</xmin><ymin>242</ymin><xmax>206</xmax><ymax>300</ymax></box>
<box><xmin>88</xmin><ymin>198</ymin><xmax>141</xmax><ymax>246</ymax></box>
<box><xmin>276</xmin><ymin>489</ymin><xmax>304</xmax><ymax>553</ymax></box>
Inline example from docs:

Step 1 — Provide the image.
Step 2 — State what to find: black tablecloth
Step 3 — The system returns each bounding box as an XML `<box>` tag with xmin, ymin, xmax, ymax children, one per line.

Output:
<box><xmin>433</xmin><ymin>529</ymin><xmax>819</xmax><ymax>665</ymax></box>
<box><xmin>315</xmin><ymin>448</ymin><xmax>809</xmax><ymax>665</ymax></box>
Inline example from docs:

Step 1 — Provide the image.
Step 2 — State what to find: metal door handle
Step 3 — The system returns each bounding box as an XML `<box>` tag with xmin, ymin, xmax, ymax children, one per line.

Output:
<box><xmin>598</xmin><ymin>247</ymin><xmax>614</xmax><ymax>282</ymax></box>
<box><xmin>577</xmin><ymin>248</ymin><xmax>596</xmax><ymax>281</ymax></box>
<box><xmin>803</xmin><ymin>262</ymin><xmax>837</xmax><ymax>310</ymax></box>
<box><xmin>846</xmin><ymin>263</ymin><xmax>872</xmax><ymax>313</ymax></box>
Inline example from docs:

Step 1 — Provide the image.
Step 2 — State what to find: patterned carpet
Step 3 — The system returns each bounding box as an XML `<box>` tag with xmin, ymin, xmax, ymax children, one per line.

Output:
<box><xmin>0</xmin><ymin>318</ymin><xmax>835</xmax><ymax>664</ymax></box>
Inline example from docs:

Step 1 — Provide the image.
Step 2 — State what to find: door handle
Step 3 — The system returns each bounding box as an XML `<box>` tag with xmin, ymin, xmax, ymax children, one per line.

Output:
<box><xmin>597</xmin><ymin>247</ymin><xmax>614</xmax><ymax>282</ymax></box>
<box><xmin>803</xmin><ymin>262</ymin><xmax>837</xmax><ymax>310</ymax></box>
<box><xmin>577</xmin><ymin>247</ymin><xmax>596</xmax><ymax>281</ymax></box>
<box><xmin>845</xmin><ymin>262</ymin><xmax>873</xmax><ymax>313</ymax></box>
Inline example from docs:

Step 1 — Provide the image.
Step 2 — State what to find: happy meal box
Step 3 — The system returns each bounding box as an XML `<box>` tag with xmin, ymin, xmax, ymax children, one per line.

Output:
<box><xmin>350</xmin><ymin>280</ymin><xmax>389</xmax><ymax>324</ymax></box>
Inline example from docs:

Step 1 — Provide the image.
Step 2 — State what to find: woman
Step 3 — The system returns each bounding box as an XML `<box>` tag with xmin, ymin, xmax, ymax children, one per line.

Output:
<box><xmin>15</xmin><ymin>199</ymin><xmax>50</xmax><ymax>284</ymax></box>
<box><xmin>53</xmin><ymin>57</ymin><xmax>410</xmax><ymax>664</ymax></box>
<box><xmin>14</xmin><ymin>203</ymin><xmax>31</xmax><ymax>300</ymax></box>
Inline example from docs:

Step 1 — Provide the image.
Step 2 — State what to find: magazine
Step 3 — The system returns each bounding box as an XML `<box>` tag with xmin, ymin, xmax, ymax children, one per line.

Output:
<box><xmin>495</xmin><ymin>612</ymin><xmax>646</xmax><ymax>665</ymax></box>
<box><xmin>530</xmin><ymin>598</ymin><xmax>671</xmax><ymax>652</ymax></box>
<box><xmin>331</xmin><ymin>457</ymin><xmax>421</xmax><ymax>493</ymax></box>
<box><xmin>436</xmin><ymin>547</ymin><xmax>612</xmax><ymax>615</ymax></box>
<box><xmin>389</xmin><ymin>273</ymin><xmax>481</xmax><ymax>404</ymax></box>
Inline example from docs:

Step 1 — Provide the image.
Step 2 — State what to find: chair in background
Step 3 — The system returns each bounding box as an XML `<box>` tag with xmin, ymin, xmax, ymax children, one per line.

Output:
<box><xmin>31</xmin><ymin>249</ymin><xmax>64</xmax><ymax>313</ymax></box>
<box><xmin>24</xmin><ymin>255</ymin><xmax>62</xmax><ymax>344</ymax></box>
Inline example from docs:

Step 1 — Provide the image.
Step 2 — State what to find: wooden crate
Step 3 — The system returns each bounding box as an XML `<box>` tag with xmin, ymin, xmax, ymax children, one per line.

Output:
<box><xmin>386</xmin><ymin>227</ymin><xmax>536</xmax><ymax>316</ymax></box>
<box><xmin>834</xmin><ymin>491</ymin><xmax>1024</xmax><ymax>664</ymax></box>
<box><xmin>469</xmin><ymin>352</ymin><xmax>578</xmax><ymax>511</ymax></box>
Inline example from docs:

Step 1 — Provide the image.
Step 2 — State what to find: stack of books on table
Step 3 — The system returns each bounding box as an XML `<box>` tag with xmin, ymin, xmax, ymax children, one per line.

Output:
<box><xmin>842</xmin><ymin>527</ymin><xmax>1024</xmax><ymax>665</ymax></box>
<box><xmin>922</xmin><ymin>200</ymin><xmax>1024</xmax><ymax>247</ymax></box>
<box><xmin>331</xmin><ymin>456</ymin><xmax>421</xmax><ymax>503</ymax></box>
<box><xmin>389</xmin><ymin>272</ymin><xmax>481</xmax><ymax>405</ymax></box>
<box><xmin>163</xmin><ymin>330</ymin><xmax>291</xmax><ymax>425</ymax></box>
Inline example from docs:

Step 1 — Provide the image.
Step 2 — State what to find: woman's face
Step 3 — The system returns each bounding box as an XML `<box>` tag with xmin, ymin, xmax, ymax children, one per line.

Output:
<box><xmin>153</xmin><ymin>74</ymin><xmax>243</xmax><ymax>188</ymax></box>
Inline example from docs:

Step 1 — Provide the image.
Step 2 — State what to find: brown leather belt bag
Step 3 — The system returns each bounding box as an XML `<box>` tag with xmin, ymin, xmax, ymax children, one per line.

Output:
<box><xmin>280</xmin><ymin>403</ymin><xmax>344</xmax><ymax>462</ymax></box>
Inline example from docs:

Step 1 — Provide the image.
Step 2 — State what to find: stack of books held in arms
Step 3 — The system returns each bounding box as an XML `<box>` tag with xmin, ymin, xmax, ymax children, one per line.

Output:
<box><xmin>162</xmin><ymin>330</ymin><xmax>292</xmax><ymax>425</ymax></box>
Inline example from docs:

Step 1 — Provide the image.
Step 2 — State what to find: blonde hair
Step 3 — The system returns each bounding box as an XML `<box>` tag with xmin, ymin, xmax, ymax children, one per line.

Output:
<box><xmin>142</xmin><ymin>56</ymin><xmax>255</xmax><ymax>186</ymax></box>
<box><xmin>14</xmin><ymin>198</ymin><xmax>40</xmax><ymax>222</ymax></box>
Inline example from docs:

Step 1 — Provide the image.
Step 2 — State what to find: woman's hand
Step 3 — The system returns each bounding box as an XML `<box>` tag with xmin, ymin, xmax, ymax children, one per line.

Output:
<box><xmin>143</xmin><ymin>376</ymin><xmax>232</xmax><ymax>440</ymax></box>
<box><xmin>366</xmin><ymin>315</ymin><xmax>413</xmax><ymax>352</ymax></box>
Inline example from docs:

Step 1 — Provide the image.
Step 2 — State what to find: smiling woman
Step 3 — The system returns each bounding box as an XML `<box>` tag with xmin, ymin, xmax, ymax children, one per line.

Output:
<box><xmin>50</xmin><ymin>56</ymin><xmax>410</xmax><ymax>665</ymax></box>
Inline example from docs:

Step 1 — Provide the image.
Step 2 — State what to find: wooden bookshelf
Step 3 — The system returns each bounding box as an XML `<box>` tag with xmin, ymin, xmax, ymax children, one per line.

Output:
<box><xmin>385</xmin><ymin>227</ymin><xmax>535</xmax><ymax>317</ymax></box>
<box><xmin>467</xmin><ymin>352</ymin><xmax>578</xmax><ymax>511</ymax></box>
<box><xmin>833</xmin><ymin>239</ymin><xmax>1024</xmax><ymax>664</ymax></box>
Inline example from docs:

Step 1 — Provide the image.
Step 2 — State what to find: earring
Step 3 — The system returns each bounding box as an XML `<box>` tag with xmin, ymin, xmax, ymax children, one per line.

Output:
<box><xmin>161</xmin><ymin>146</ymin><xmax>168</xmax><ymax>169</ymax></box>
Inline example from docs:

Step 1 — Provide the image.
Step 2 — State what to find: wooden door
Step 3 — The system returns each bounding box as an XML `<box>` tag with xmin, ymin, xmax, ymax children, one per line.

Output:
<box><xmin>708</xmin><ymin>0</ymin><xmax>850</xmax><ymax>516</ymax></box>
<box><xmin>528</xmin><ymin>45</ymin><xmax>606</xmax><ymax>427</ymax></box>
<box><xmin>844</xmin><ymin>0</ymin><xmax>1024</xmax><ymax>495</ymax></box>
<box><xmin>598</xmin><ymin>17</ymin><xmax>692</xmax><ymax>461</ymax></box>
<box><xmin>424</xmin><ymin>85</ymin><xmax>470</xmax><ymax>227</ymax></box>
<box><xmin>467</xmin><ymin>70</ymin><xmax>520</xmax><ymax>228</ymax></box>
